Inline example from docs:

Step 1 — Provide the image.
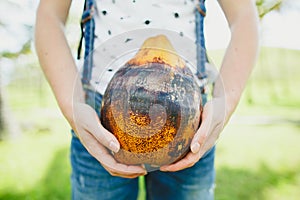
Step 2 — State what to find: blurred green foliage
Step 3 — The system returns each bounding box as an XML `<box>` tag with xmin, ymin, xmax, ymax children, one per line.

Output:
<box><xmin>0</xmin><ymin>47</ymin><xmax>299</xmax><ymax>199</ymax></box>
<box><xmin>0</xmin><ymin>41</ymin><xmax>31</xmax><ymax>59</ymax></box>
<box><xmin>208</xmin><ymin>47</ymin><xmax>300</xmax><ymax>107</ymax></box>
<box><xmin>256</xmin><ymin>0</ymin><xmax>283</xmax><ymax>18</ymax></box>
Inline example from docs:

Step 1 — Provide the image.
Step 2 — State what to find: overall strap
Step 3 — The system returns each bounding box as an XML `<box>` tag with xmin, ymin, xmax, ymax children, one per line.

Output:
<box><xmin>195</xmin><ymin>0</ymin><xmax>208</xmax><ymax>85</ymax></box>
<box><xmin>77</xmin><ymin>0</ymin><xmax>96</xmax><ymax>88</ymax></box>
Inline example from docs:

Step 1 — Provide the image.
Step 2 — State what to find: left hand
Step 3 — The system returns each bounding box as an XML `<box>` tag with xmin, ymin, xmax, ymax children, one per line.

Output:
<box><xmin>160</xmin><ymin>97</ymin><xmax>228</xmax><ymax>172</ymax></box>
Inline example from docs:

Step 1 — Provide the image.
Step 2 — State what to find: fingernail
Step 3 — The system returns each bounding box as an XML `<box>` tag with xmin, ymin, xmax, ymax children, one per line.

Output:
<box><xmin>109</xmin><ymin>141</ymin><xmax>119</xmax><ymax>153</ymax></box>
<box><xmin>191</xmin><ymin>142</ymin><xmax>200</xmax><ymax>153</ymax></box>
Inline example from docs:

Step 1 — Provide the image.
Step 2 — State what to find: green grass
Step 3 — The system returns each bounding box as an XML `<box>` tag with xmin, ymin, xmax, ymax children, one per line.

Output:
<box><xmin>0</xmin><ymin>138</ymin><xmax>71</xmax><ymax>200</ymax></box>
<box><xmin>208</xmin><ymin>47</ymin><xmax>300</xmax><ymax>107</ymax></box>
<box><xmin>215</xmin><ymin>123</ymin><xmax>300</xmax><ymax>200</ymax></box>
<box><xmin>1</xmin><ymin>47</ymin><xmax>300</xmax><ymax>199</ymax></box>
<box><xmin>0</xmin><ymin>64</ymin><xmax>72</xmax><ymax>199</ymax></box>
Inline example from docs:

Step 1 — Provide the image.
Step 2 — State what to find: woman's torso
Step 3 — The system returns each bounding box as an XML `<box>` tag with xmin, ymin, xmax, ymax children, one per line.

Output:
<box><xmin>89</xmin><ymin>0</ymin><xmax>199</xmax><ymax>94</ymax></box>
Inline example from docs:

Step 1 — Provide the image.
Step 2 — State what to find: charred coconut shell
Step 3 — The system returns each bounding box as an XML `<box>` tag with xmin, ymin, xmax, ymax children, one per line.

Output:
<box><xmin>100</xmin><ymin>35</ymin><xmax>202</xmax><ymax>168</ymax></box>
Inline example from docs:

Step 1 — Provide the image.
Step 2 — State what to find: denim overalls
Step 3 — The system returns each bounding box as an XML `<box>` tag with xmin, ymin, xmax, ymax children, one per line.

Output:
<box><xmin>71</xmin><ymin>1</ymin><xmax>215</xmax><ymax>199</ymax></box>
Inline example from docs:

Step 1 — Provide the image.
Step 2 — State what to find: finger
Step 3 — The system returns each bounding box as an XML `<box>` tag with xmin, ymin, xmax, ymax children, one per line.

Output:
<box><xmin>81</xmin><ymin>104</ymin><xmax>120</xmax><ymax>153</ymax></box>
<box><xmin>97</xmin><ymin>123</ymin><xmax>120</xmax><ymax>153</ymax></box>
<box><xmin>99</xmin><ymin>150</ymin><xmax>147</xmax><ymax>178</ymax></box>
<box><xmin>101</xmin><ymin>156</ymin><xmax>147</xmax><ymax>178</ymax></box>
<box><xmin>102</xmin><ymin>163</ymin><xmax>146</xmax><ymax>179</ymax></box>
<box><xmin>190</xmin><ymin>102</ymin><xmax>213</xmax><ymax>153</ymax></box>
<box><xmin>190</xmin><ymin>128</ymin><xmax>207</xmax><ymax>153</ymax></box>
<box><xmin>81</xmin><ymin>130</ymin><xmax>147</xmax><ymax>178</ymax></box>
<box><xmin>160</xmin><ymin>151</ymin><xmax>202</xmax><ymax>172</ymax></box>
<box><xmin>201</xmin><ymin>126</ymin><xmax>221</xmax><ymax>153</ymax></box>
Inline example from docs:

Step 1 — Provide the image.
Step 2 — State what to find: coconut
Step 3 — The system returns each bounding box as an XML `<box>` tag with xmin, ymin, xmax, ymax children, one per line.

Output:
<box><xmin>100</xmin><ymin>35</ymin><xmax>202</xmax><ymax>169</ymax></box>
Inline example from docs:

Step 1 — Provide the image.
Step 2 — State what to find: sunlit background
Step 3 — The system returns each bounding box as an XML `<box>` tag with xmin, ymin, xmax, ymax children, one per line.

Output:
<box><xmin>0</xmin><ymin>0</ymin><xmax>299</xmax><ymax>199</ymax></box>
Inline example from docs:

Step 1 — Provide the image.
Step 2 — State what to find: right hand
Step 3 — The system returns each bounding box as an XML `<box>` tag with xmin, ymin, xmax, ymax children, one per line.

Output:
<box><xmin>70</xmin><ymin>102</ymin><xmax>147</xmax><ymax>178</ymax></box>
<box><xmin>35</xmin><ymin>0</ymin><xmax>146</xmax><ymax>179</ymax></box>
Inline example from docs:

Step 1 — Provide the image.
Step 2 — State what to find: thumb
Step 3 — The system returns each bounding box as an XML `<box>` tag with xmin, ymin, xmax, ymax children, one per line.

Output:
<box><xmin>190</xmin><ymin>102</ymin><xmax>212</xmax><ymax>153</ymax></box>
<box><xmin>96</xmin><ymin>123</ymin><xmax>120</xmax><ymax>153</ymax></box>
<box><xmin>79</xmin><ymin>104</ymin><xmax>120</xmax><ymax>153</ymax></box>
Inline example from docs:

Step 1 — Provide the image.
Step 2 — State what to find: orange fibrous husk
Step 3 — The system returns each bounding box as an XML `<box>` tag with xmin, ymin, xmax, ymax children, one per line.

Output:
<box><xmin>126</xmin><ymin>35</ymin><xmax>186</xmax><ymax>69</ymax></box>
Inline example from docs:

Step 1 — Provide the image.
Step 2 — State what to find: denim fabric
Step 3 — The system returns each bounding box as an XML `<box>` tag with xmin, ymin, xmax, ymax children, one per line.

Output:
<box><xmin>81</xmin><ymin>0</ymin><xmax>95</xmax><ymax>85</ymax></box>
<box><xmin>71</xmin><ymin>133</ymin><xmax>215</xmax><ymax>200</ymax></box>
<box><xmin>71</xmin><ymin>132</ymin><xmax>139</xmax><ymax>200</ymax></box>
<box><xmin>195</xmin><ymin>0</ymin><xmax>208</xmax><ymax>81</ymax></box>
<box><xmin>145</xmin><ymin>147</ymin><xmax>215</xmax><ymax>200</ymax></box>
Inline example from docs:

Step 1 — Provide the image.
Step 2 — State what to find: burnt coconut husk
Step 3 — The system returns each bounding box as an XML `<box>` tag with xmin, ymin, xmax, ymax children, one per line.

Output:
<box><xmin>100</xmin><ymin>35</ymin><xmax>202</xmax><ymax>168</ymax></box>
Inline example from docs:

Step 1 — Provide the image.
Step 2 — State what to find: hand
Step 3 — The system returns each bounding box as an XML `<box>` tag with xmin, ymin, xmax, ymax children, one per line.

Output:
<box><xmin>71</xmin><ymin>102</ymin><xmax>147</xmax><ymax>178</ymax></box>
<box><xmin>160</xmin><ymin>97</ymin><xmax>228</xmax><ymax>172</ymax></box>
